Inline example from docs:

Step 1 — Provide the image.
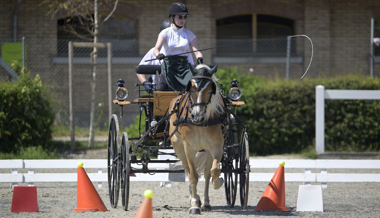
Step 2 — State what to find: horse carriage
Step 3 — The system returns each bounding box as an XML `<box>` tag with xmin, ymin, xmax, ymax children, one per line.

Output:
<box><xmin>107</xmin><ymin>63</ymin><xmax>250</xmax><ymax>213</ymax></box>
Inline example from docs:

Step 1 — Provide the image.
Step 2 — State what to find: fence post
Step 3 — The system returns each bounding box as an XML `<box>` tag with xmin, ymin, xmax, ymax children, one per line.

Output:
<box><xmin>68</xmin><ymin>41</ymin><xmax>75</xmax><ymax>151</ymax></box>
<box><xmin>22</xmin><ymin>36</ymin><xmax>25</xmax><ymax>69</ymax></box>
<box><xmin>370</xmin><ymin>18</ymin><xmax>374</xmax><ymax>78</ymax></box>
<box><xmin>316</xmin><ymin>85</ymin><xmax>325</xmax><ymax>154</ymax></box>
<box><xmin>107</xmin><ymin>42</ymin><xmax>112</xmax><ymax>120</ymax></box>
<box><xmin>286</xmin><ymin>36</ymin><xmax>291</xmax><ymax>80</ymax></box>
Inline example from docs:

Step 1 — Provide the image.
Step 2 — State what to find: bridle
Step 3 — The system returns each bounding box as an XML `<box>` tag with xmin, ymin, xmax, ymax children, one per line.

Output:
<box><xmin>186</xmin><ymin>75</ymin><xmax>216</xmax><ymax>112</ymax></box>
<box><xmin>172</xmin><ymin>72</ymin><xmax>227</xmax><ymax>128</ymax></box>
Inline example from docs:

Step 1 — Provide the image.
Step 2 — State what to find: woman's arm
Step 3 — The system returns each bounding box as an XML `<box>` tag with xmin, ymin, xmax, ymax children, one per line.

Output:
<box><xmin>154</xmin><ymin>34</ymin><xmax>165</xmax><ymax>57</ymax></box>
<box><xmin>190</xmin><ymin>38</ymin><xmax>203</xmax><ymax>59</ymax></box>
<box><xmin>136</xmin><ymin>73</ymin><xmax>146</xmax><ymax>83</ymax></box>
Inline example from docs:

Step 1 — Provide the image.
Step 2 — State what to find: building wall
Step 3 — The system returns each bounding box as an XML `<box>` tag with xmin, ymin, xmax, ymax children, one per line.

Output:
<box><xmin>1</xmin><ymin>0</ymin><xmax>380</xmax><ymax>126</ymax></box>
<box><xmin>330</xmin><ymin>1</ymin><xmax>374</xmax><ymax>75</ymax></box>
<box><xmin>2</xmin><ymin>0</ymin><xmax>379</xmax><ymax>78</ymax></box>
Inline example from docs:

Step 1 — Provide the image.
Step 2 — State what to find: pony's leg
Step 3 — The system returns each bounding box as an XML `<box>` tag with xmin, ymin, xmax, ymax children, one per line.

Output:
<box><xmin>170</xmin><ymin>132</ymin><xmax>201</xmax><ymax>206</ymax></box>
<box><xmin>172</xmin><ymin>138</ymin><xmax>202</xmax><ymax>206</ymax></box>
<box><xmin>201</xmin><ymin>152</ymin><xmax>213</xmax><ymax>212</ymax></box>
<box><xmin>185</xmin><ymin>146</ymin><xmax>201</xmax><ymax>214</ymax></box>
<box><xmin>171</xmin><ymin>133</ymin><xmax>191</xmax><ymax>174</ymax></box>
<box><xmin>211</xmin><ymin>146</ymin><xmax>224</xmax><ymax>190</ymax></box>
<box><xmin>188</xmin><ymin>185</ymin><xmax>201</xmax><ymax>207</ymax></box>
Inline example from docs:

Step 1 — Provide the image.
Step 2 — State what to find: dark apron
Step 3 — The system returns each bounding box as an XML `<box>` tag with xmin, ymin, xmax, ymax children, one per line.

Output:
<box><xmin>160</xmin><ymin>55</ymin><xmax>192</xmax><ymax>91</ymax></box>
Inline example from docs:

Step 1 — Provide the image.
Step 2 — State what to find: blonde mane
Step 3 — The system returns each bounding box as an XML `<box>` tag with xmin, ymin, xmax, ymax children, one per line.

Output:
<box><xmin>195</xmin><ymin>64</ymin><xmax>224</xmax><ymax>119</ymax></box>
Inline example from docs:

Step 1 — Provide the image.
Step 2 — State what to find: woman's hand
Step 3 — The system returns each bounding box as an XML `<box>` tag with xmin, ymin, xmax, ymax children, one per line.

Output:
<box><xmin>156</xmin><ymin>53</ymin><xmax>166</xmax><ymax>60</ymax></box>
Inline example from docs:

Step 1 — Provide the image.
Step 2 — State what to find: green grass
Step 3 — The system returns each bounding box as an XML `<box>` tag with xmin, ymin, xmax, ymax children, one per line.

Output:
<box><xmin>0</xmin><ymin>146</ymin><xmax>59</xmax><ymax>159</ymax></box>
<box><xmin>299</xmin><ymin>146</ymin><xmax>317</xmax><ymax>159</ymax></box>
<box><xmin>0</xmin><ymin>140</ymin><xmax>108</xmax><ymax>159</ymax></box>
<box><xmin>52</xmin><ymin>140</ymin><xmax>108</xmax><ymax>152</ymax></box>
<box><xmin>52</xmin><ymin>125</ymin><xmax>111</xmax><ymax>137</ymax></box>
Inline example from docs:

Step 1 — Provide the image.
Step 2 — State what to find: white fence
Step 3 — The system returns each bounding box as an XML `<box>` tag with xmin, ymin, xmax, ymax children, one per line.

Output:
<box><xmin>315</xmin><ymin>85</ymin><xmax>380</xmax><ymax>153</ymax></box>
<box><xmin>1</xmin><ymin>158</ymin><xmax>380</xmax><ymax>189</ymax></box>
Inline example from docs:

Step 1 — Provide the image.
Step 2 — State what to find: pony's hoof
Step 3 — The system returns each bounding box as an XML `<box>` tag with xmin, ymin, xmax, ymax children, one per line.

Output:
<box><xmin>201</xmin><ymin>205</ymin><xmax>212</xmax><ymax>212</ymax></box>
<box><xmin>212</xmin><ymin>177</ymin><xmax>224</xmax><ymax>190</ymax></box>
<box><xmin>189</xmin><ymin>207</ymin><xmax>201</xmax><ymax>214</ymax></box>
<box><xmin>189</xmin><ymin>200</ymin><xmax>202</xmax><ymax>208</ymax></box>
<box><xmin>189</xmin><ymin>195</ymin><xmax>202</xmax><ymax>207</ymax></box>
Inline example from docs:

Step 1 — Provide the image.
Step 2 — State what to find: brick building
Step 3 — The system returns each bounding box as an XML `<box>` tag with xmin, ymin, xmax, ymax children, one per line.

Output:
<box><xmin>1</xmin><ymin>0</ymin><xmax>380</xmax><ymax>126</ymax></box>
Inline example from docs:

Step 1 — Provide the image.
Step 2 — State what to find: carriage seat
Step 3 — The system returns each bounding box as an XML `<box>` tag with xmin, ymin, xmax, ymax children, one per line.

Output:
<box><xmin>135</xmin><ymin>65</ymin><xmax>161</xmax><ymax>75</ymax></box>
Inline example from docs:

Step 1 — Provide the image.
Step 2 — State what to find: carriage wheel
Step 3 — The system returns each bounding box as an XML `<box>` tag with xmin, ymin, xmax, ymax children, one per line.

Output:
<box><xmin>120</xmin><ymin>132</ymin><xmax>131</xmax><ymax>211</ymax></box>
<box><xmin>223</xmin><ymin>158</ymin><xmax>238</xmax><ymax>207</ymax></box>
<box><xmin>223</xmin><ymin>115</ymin><xmax>239</xmax><ymax>207</ymax></box>
<box><xmin>108</xmin><ymin>114</ymin><xmax>120</xmax><ymax>208</ymax></box>
<box><xmin>239</xmin><ymin>132</ymin><xmax>250</xmax><ymax>209</ymax></box>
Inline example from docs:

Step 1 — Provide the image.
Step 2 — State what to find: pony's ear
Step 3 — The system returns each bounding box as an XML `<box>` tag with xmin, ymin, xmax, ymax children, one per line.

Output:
<box><xmin>211</xmin><ymin>82</ymin><xmax>216</xmax><ymax>95</ymax></box>
<box><xmin>210</xmin><ymin>65</ymin><xmax>218</xmax><ymax>75</ymax></box>
<box><xmin>188</xmin><ymin>63</ymin><xmax>198</xmax><ymax>76</ymax></box>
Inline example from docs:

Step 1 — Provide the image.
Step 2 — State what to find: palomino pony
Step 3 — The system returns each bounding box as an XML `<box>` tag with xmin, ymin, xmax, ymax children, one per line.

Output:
<box><xmin>169</xmin><ymin>64</ymin><xmax>227</xmax><ymax>214</ymax></box>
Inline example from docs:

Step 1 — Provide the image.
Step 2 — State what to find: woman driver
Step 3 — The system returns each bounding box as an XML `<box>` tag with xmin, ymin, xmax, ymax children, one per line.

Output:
<box><xmin>153</xmin><ymin>2</ymin><xmax>203</xmax><ymax>91</ymax></box>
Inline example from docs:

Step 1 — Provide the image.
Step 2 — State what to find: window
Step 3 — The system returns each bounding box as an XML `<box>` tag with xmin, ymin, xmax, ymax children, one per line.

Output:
<box><xmin>100</xmin><ymin>16</ymin><xmax>136</xmax><ymax>40</ymax></box>
<box><xmin>100</xmin><ymin>16</ymin><xmax>138</xmax><ymax>57</ymax></box>
<box><xmin>57</xmin><ymin>16</ymin><xmax>93</xmax><ymax>57</ymax></box>
<box><xmin>57</xmin><ymin>16</ymin><xmax>138</xmax><ymax>57</ymax></box>
<box><xmin>57</xmin><ymin>16</ymin><xmax>94</xmax><ymax>40</ymax></box>
<box><xmin>216</xmin><ymin>14</ymin><xmax>295</xmax><ymax>57</ymax></box>
<box><xmin>217</xmin><ymin>15</ymin><xmax>252</xmax><ymax>39</ymax></box>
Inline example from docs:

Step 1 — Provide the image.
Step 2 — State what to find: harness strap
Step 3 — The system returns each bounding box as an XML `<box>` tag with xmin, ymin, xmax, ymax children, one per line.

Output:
<box><xmin>173</xmin><ymin>113</ymin><xmax>228</xmax><ymax>127</ymax></box>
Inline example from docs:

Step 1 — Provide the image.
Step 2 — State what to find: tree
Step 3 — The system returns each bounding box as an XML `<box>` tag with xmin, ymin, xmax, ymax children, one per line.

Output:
<box><xmin>42</xmin><ymin>0</ymin><xmax>119</xmax><ymax>148</ymax></box>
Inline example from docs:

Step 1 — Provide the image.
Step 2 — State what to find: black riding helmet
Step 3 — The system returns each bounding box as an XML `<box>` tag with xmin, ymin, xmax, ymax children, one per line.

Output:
<box><xmin>160</xmin><ymin>19</ymin><xmax>171</xmax><ymax>32</ymax></box>
<box><xmin>168</xmin><ymin>2</ymin><xmax>189</xmax><ymax>17</ymax></box>
<box><xmin>168</xmin><ymin>3</ymin><xmax>189</xmax><ymax>29</ymax></box>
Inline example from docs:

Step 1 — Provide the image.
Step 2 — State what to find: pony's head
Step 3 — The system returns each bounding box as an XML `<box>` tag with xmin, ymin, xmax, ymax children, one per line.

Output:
<box><xmin>186</xmin><ymin>64</ymin><xmax>223</xmax><ymax>124</ymax></box>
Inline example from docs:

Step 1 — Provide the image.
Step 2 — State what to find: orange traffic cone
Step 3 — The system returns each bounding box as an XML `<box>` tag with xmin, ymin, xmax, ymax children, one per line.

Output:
<box><xmin>74</xmin><ymin>162</ymin><xmax>108</xmax><ymax>212</ymax></box>
<box><xmin>134</xmin><ymin>189</ymin><xmax>153</xmax><ymax>218</ymax></box>
<box><xmin>254</xmin><ymin>161</ymin><xmax>288</xmax><ymax>212</ymax></box>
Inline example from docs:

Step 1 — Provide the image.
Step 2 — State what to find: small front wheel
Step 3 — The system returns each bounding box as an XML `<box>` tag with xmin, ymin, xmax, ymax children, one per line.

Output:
<box><xmin>239</xmin><ymin>132</ymin><xmax>250</xmax><ymax>209</ymax></box>
<box><xmin>108</xmin><ymin>114</ymin><xmax>120</xmax><ymax>208</ymax></box>
<box><xmin>223</xmin><ymin>158</ymin><xmax>238</xmax><ymax>207</ymax></box>
<box><xmin>120</xmin><ymin>132</ymin><xmax>131</xmax><ymax>211</ymax></box>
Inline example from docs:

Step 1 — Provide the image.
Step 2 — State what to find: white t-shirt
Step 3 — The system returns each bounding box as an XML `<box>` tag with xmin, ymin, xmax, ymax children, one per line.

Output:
<box><xmin>159</xmin><ymin>26</ymin><xmax>196</xmax><ymax>65</ymax></box>
<box><xmin>139</xmin><ymin>48</ymin><xmax>161</xmax><ymax>65</ymax></box>
<box><xmin>139</xmin><ymin>47</ymin><xmax>194</xmax><ymax>66</ymax></box>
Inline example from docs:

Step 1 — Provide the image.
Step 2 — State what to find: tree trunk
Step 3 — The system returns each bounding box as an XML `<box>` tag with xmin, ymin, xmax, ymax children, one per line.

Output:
<box><xmin>89</xmin><ymin>0</ymin><xmax>98</xmax><ymax>148</ymax></box>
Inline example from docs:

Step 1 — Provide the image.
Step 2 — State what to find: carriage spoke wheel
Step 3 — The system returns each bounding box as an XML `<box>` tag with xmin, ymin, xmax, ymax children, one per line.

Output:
<box><xmin>223</xmin><ymin>115</ymin><xmax>239</xmax><ymax>207</ymax></box>
<box><xmin>108</xmin><ymin>114</ymin><xmax>120</xmax><ymax>208</ymax></box>
<box><xmin>239</xmin><ymin>132</ymin><xmax>250</xmax><ymax>209</ymax></box>
<box><xmin>223</xmin><ymin>158</ymin><xmax>238</xmax><ymax>207</ymax></box>
<box><xmin>120</xmin><ymin>132</ymin><xmax>131</xmax><ymax>211</ymax></box>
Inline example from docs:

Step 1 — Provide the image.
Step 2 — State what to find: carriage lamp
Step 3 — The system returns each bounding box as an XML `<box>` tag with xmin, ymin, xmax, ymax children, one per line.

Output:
<box><xmin>116</xmin><ymin>79</ymin><xmax>129</xmax><ymax>100</ymax></box>
<box><xmin>229</xmin><ymin>79</ymin><xmax>242</xmax><ymax>100</ymax></box>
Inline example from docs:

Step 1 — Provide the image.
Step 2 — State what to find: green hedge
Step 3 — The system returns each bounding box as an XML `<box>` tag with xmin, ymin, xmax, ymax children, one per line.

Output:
<box><xmin>217</xmin><ymin>68</ymin><xmax>380</xmax><ymax>155</ymax></box>
<box><xmin>0</xmin><ymin>74</ymin><xmax>55</xmax><ymax>154</ymax></box>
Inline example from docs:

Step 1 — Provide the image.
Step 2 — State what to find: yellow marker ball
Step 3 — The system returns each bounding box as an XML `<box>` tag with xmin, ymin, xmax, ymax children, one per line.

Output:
<box><xmin>77</xmin><ymin>162</ymin><xmax>84</xmax><ymax>168</ymax></box>
<box><xmin>279</xmin><ymin>160</ymin><xmax>285</xmax><ymax>167</ymax></box>
<box><xmin>144</xmin><ymin>189</ymin><xmax>153</xmax><ymax>199</ymax></box>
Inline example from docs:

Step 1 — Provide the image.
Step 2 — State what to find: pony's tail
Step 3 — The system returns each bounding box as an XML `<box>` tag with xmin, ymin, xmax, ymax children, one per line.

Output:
<box><xmin>194</xmin><ymin>151</ymin><xmax>208</xmax><ymax>177</ymax></box>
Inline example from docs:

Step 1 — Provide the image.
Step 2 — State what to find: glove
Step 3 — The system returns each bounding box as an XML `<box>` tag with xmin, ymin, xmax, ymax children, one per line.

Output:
<box><xmin>142</xmin><ymin>81</ymin><xmax>152</xmax><ymax>93</ymax></box>
<box><xmin>197</xmin><ymin>57</ymin><xmax>203</xmax><ymax>64</ymax></box>
<box><xmin>156</xmin><ymin>53</ymin><xmax>165</xmax><ymax>60</ymax></box>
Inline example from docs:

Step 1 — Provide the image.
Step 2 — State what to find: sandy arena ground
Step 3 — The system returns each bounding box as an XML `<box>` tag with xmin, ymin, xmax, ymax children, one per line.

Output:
<box><xmin>1</xmin><ymin>181</ymin><xmax>380</xmax><ymax>218</ymax></box>
<box><xmin>1</xmin><ymin>149</ymin><xmax>380</xmax><ymax>217</ymax></box>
